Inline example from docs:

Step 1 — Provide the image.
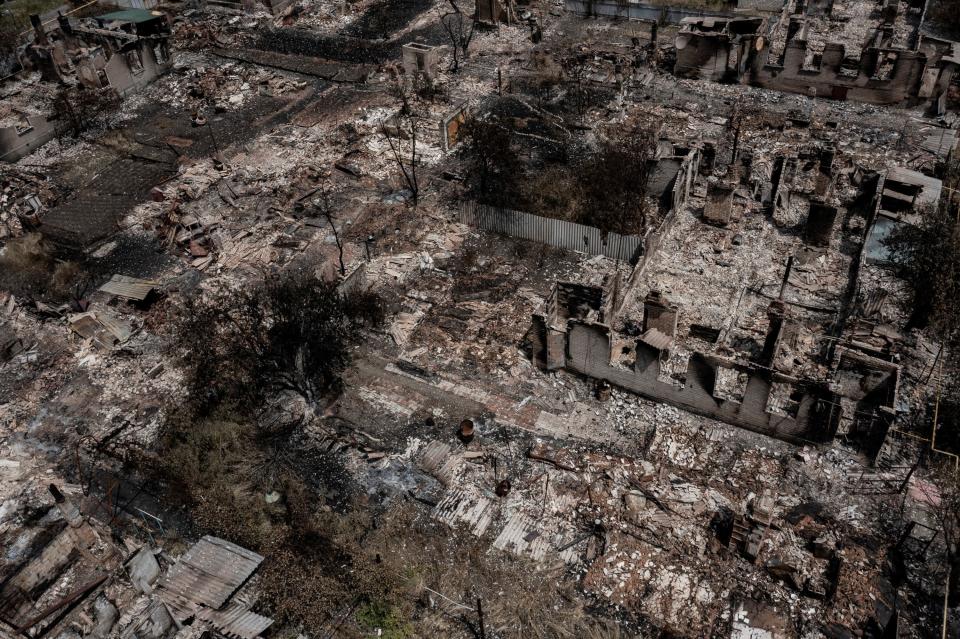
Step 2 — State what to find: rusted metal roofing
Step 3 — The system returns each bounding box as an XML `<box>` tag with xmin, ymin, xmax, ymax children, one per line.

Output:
<box><xmin>196</xmin><ymin>602</ymin><xmax>274</xmax><ymax>639</ymax></box>
<box><xmin>156</xmin><ymin>536</ymin><xmax>263</xmax><ymax>621</ymax></box>
<box><xmin>69</xmin><ymin>311</ymin><xmax>133</xmax><ymax>348</ymax></box>
<box><xmin>98</xmin><ymin>274</ymin><xmax>158</xmax><ymax>301</ymax></box>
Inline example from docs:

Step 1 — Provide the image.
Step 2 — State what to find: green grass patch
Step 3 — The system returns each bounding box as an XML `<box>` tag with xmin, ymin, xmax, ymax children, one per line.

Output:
<box><xmin>355</xmin><ymin>602</ymin><xmax>413</xmax><ymax>639</ymax></box>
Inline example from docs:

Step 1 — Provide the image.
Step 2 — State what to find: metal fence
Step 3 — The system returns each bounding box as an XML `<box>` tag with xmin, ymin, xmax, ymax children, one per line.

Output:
<box><xmin>563</xmin><ymin>0</ymin><xmax>734</xmax><ymax>23</ymax></box>
<box><xmin>109</xmin><ymin>0</ymin><xmax>158</xmax><ymax>8</ymax></box>
<box><xmin>458</xmin><ymin>201</ymin><xmax>644</xmax><ymax>262</ymax></box>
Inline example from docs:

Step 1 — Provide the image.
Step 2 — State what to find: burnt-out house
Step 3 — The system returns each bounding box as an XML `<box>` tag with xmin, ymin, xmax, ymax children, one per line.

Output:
<box><xmin>743</xmin><ymin>22</ymin><xmax>960</xmax><ymax>105</ymax></box>
<box><xmin>674</xmin><ymin>16</ymin><xmax>765</xmax><ymax>83</ymax></box>
<box><xmin>523</xmin><ymin>124</ymin><xmax>884</xmax><ymax>446</ymax></box>
<box><xmin>531</xmin><ymin>280</ymin><xmax>842</xmax><ymax>444</ymax></box>
<box><xmin>20</xmin><ymin>9</ymin><xmax>172</xmax><ymax>95</ymax></box>
<box><xmin>0</xmin><ymin>9</ymin><xmax>171</xmax><ymax>163</ymax></box>
<box><xmin>672</xmin><ymin>11</ymin><xmax>959</xmax><ymax>105</ymax></box>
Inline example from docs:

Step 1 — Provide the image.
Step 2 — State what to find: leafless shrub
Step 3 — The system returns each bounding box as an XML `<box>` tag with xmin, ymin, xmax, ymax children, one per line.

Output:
<box><xmin>51</xmin><ymin>85</ymin><xmax>121</xmax><ymax>139</ymax></box>
<box><xmin>313</xmin><ymin>180</ymin><xmax>346</xmax><ymax>276</ymax></box>
<box><xmin>440</xmin><ymin>0</ymin><xmax>476</xmax><ymax>73</ymax></box>
<box><xmin>381</xmin><ymin>69</ymin><xmax>422</xmax><ymax>205</ymax></box>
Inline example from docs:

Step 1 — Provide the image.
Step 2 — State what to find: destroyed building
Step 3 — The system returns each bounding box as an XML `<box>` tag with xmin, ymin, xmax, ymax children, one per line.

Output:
<box><xmin>1</xmin><ymin>9</ymin><xmax>172</xmax><ymax>163</ymax></box>
<box><xmin>0</xmin><ymin>484</ymin><xmax>272</xmax><ymax>639</ymax></box>
<box><xmin>527</xmin><ymin>125</ymin><xmax>934</xmax><ymax>454</ymax></box>
<box><xmin>0</xmin><ymin>0</ymin><xmax>959</xmax><ymax>636</ymax></box>
<box><xmin>672</xmin><ymin>3</ymin><xmax>960</xmax><ymax>105</ymax></box>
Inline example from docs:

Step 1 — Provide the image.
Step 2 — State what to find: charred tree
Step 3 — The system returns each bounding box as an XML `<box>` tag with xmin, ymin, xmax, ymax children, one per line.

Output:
<box><xmin>381</xmin><ymin>73</ymin><xmax>421</xmax><ymax>205</ymax></box>
<box><xmin>174</xmin><ymin>270</ymin><xmax>383</xmax><ymax>415</ymax></box>
<box><xmin>578</xmin><ymin>127</ymin><xmax>656</xmax><ymax>236</ymax></box>
<box><xmin>51</xmin><ymin>85</ymin><xmax>121</xmax><ymax>139</ymax></box>
<box><xmin>883</xmin><ymin>194</ymin><xmax>960</xmax><ymax>337</ymax></box>
<box><xmin>314</xmin><ymin>181</ymin><xmax>346</xmax><ymax>277</ymax></box>
<box><xmin>459</xmin><ymin>114</ymin><xmax>525</xmax><ymax>209</ymax></box>
<box><xmin>440</xmin><ymin>0</ymin><xmax>476</xmax><ymax>73</ymax></box>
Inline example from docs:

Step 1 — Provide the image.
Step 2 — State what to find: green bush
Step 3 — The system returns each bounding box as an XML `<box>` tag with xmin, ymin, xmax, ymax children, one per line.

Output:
<box><xmin>356</xmin><ymin>602</ymin><xmax>414</xmax><ymax>639</ymax></box>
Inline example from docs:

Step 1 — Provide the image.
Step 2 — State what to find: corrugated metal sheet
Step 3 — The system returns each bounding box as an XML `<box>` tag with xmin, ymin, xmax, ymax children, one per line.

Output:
<box><xmin>196</xmin><ymin>602</ymin><xmax>274</xmax><ymax>639</ymax></box>
<box><xmin>418</xmin><ymin>441</ymin><xmax>450</xmax><ymax>472</ymax></box>
<box><xmin>98</xmin><ymin>274</ymin><xmax>158</xmax><ymax>300</ymax></box>
<box><xmin>157</xmin><ymin>536</ymin><xmax>263</xmax><ymax>620</ymax></box>
<box><xmin>68</xmin><ymin>310</ymin><xmax>133</xmax><ymax>347</ymax></box>
<box><xmin>885</xmin><ymin>166</ymin><xmax>942</xmax><ymax>205</ymax></box>
<box><xmin>418</xmin><ymin>441</ymin><xmax>457</xmax><ymax>485</ymax></box>
<box><xmin>459</xmin><ymin>202</ymin><xmax>643</xmax><ymax>262</ymax></box>
<box><xmin>432</xmin><ymin>488</ymin><xmax>493</xmax><ymax>537</ymax></box>
<box><xmin>492</xmin><ymin>513</ymin><xmax>550</xmax><ymax>561</ymax></box>
<box><xmin>861</xmin><ymin>290</ymin><xmax>887</xmax><ymax>318</ymax></box>
<box><xmin>640</xmin><ymin>328</ymin><xmax>673</xmax><ymax>351</ymax></box>
<box><xmin>920</xmin><ymin>127</ymin><xmax>957</xmax><ymax>156</ymax></box>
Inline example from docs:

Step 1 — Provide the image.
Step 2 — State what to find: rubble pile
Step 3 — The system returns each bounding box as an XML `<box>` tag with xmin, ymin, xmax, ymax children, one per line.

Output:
<box><xmin>0</xmin><ymin>168</ymin><xmax>60</xmax><ymax>238</ymax></box>
<box><xmin>0</xmin><ymin>0</ymin><xmax>958</xmax><ymax>636</ymax></box>
<box><xmin>150</xmin><ymin>62</ymin><xmax>310</xmax><ymax>113</ymax></box>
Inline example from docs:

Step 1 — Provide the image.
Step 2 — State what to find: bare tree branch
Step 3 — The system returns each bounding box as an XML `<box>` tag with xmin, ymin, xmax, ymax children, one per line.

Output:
<box><xmin>380</xmin><ymin>75</ymin><xmax>421</xmax><ymax>205</ymax></box>
<box><xmin>440</xmin><ymin>0</ymin><xmax>476</xmax><ymax>73</ymax></box>
<box><xmin>315</xmin><ymin>181</ymin><xmax>346</xmax><ymax>276</ymax></box>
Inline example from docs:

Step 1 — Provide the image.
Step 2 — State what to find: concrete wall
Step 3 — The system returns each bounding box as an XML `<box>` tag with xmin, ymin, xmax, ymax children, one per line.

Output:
<box><xmin>104</xmin><ymin>41</ymin><xmax>170</xmax><ymax>96</ymax></box>
<box><xmin>704</xmin><ymin>183</ymin><xmax>735</xmax><ymax>225</ymax></box>
<box><xmin>562</xmin><ymin>320</ymin><xmax>836</xmax><ymax>443</ymax></box>
<box><xmin>564</xmin><ymin>0</ymin><xmax>735</xmax><ymax>23</ymax></box>
<box><xmin>0</xmin><ymin>114</ymin><xmax>59</xmax><ymax>163</ymax></box>
<box><xmin>747</xmin><ymin>40</ymin><xmax>935</xmax><ymax>104</ymax></box>
<box><xmin>402</xmin><ymin>43</ymin><xmax>440</xmax><ymax>78</ymax></box>
<box><xmin>675</xmin><ymin>33</ymin><xmax>734</xmax><ymax>81</ymax></box>
<box><xmin>670</xmin><ymin>147</ymin><xmax>700</xmax><ymax>212</ymax></box>
<box><xmin>459</xmin><ymin>201</ymin><xmax>645</xmax><ymax>262</ymax></box>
